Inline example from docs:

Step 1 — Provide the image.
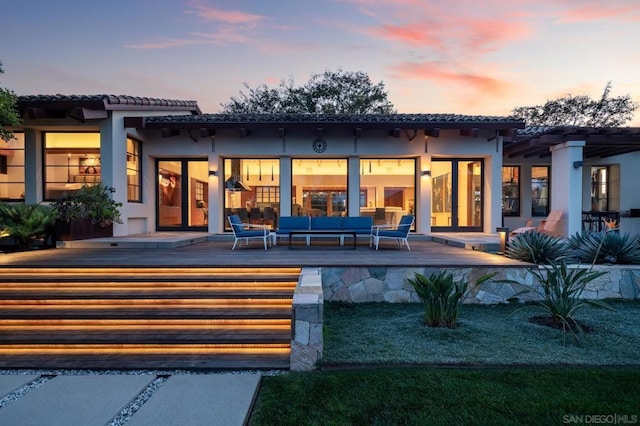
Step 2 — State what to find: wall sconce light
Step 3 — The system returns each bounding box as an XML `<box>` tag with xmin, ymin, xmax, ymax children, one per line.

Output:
<box><xmin>421</xmin><ymin>170</ymin><xmax>431</xmax><ymax>177</ymax></box>
<box><xmin>496</xmin><ymin>227</ymin><xmax>509</xmax><ymax>255</ymax></box>
<box><xmin>573</xmin><ymin>160</ymin><xmax>584</xmax><ymax>169</ymax></box>
<box><xmin>208</xmin><ymin>170</ymin><xmax>217</xmax><ymax>177</ymax></box>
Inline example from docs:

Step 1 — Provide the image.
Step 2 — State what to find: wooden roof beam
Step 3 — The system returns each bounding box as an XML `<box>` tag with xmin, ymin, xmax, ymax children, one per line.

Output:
<box><xmin>459</xmin><ymin>128</ymin><xmax>479</xmax><ymax>138</ymax></box>
<box><xmin>68</xmin><ymin>107</ymin><xmax>109</xmax><ymax>122</ymax></box>
<box><xmin>160</xmin><ymin>128</ymin><xmax>180</xmax><ymax>138</ymax></box>
<box><xmin>424</xmin><ymin>128</ymin><xmax>440</xmax><ymax>138</ymax></box>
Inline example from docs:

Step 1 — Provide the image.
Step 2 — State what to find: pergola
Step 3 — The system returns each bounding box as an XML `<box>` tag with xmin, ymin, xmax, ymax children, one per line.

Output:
<box><xmin>504</xmin><ymin>126</ymin><xmax>640</xmax><ymax>159</ymax></box>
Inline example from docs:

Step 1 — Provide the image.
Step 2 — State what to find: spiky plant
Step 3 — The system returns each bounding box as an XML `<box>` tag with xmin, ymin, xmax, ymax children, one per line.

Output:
<box><xmin>568</xmin><ymin>231</ymin><xmax>640</xmax><ymax>264</ymax></box>
<box><xmin>407</xmin><ymin>270</ymin><xmax>495</xmax><ymax>328</ymax></box>
<box><xmin>513</xmin><ymin>259</ymin><xmax>614</xmax><ymax>344</ymax></box>
<box><xmin>0</xmin><ymin>203</ymin><xmax>57</xmax><ymax>249</ymax></box>
<box><xmin>505</xmin><ymin>231</ymin><xmax>570</xmax><ymax>264</ymax></box>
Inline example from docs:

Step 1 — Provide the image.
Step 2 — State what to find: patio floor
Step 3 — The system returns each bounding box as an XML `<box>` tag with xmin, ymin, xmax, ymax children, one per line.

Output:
<box><xmin>0</xmin><ymin>233</ymin><xmax>529</xmax><ymax>268</ymax></box>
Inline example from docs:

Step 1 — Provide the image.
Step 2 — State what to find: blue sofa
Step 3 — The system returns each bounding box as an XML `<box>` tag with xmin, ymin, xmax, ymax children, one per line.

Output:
<box><xmin>275</xmin><ymin>216</ymin><xmax>373</xmax><ymax>246</ymax></box>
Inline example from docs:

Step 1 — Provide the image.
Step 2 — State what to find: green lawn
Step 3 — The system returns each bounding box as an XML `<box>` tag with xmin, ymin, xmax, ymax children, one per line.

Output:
<box><xmin>250</xmin><ymin>367</ymin><xmax>640</xmax><ymax>426</ymax></box>
<box><xmin>322</xmin><ymin>300</ymin><xmax>640</xmax><ymax>365</ymax></box>
<box><xmin>249</xmin><ymin>300</ymin><xmax>640</xmax><ymax>425</ymax></box>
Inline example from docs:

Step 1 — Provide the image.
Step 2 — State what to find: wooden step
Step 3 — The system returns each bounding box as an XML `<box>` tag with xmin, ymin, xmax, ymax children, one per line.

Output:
<box><xmin>0</xmin><ymin>281</ymin><xmax>297</xmax><ymax>299</ymax></box>
<box><xmin>0</xmin><ymin>319</ymin><xmax>291</xmax><ymax>344</ymax></box>
<box><xmin>0</xmin><ymin>266</ymin><xmax>300</xmax><ymax>369</ymax></box>
<box><xmin>0</xmin><ymin>343</ymin><xmax>291</xmax><ymax>369</ymax></box>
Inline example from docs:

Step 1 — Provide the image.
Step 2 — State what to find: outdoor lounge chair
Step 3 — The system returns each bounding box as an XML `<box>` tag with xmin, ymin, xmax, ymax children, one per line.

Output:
<box><xmin>510</xmin><ymin>210</ymin><xmax>563</xmax><ymax>237</ymax></box>
<box><xmin>370</xmin><ymin>214</ymin><xmax>414</xmax><ymax>250</ymax></box>
<box><xmin>228</xmin><ymin>214</ymin><xmax>271</xmax><ymax>250</ymax></box>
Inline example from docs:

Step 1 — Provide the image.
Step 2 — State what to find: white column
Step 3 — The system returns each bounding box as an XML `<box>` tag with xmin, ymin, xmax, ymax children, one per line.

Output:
<box><xmin>23</xmin><ymin>129</ymin><xmax>42</xmax><ymax>203</ymax></box>
<box><xmin>347</xmin><ymin>156</ymin><xmax>360</xmax><ymax>216</ymax></box>
<box><xmin>550</xmin><ymin>140</ymin><xmax>585</xmax><ymax>237</ymax></box>
<box><xmin>418</xmin><ymin>154</ymin><xmax>431</xmax><ymax>233</ymax></box>
<box><xmin>100</xmin><ymin>117</ymin><xmax>129</xmax><ymax>237</ymax></box>
<box><xmin>279</xmin><ymin>156</ymin><xmax>292</xmax><ymax>216</ymax></box>
<box><xmin>208</xmin><ymin>154</ymin><xmax>221</xmax><ymax>233</ymax></box>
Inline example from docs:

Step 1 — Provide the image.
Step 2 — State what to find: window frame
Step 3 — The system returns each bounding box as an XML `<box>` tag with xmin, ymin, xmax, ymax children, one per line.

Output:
<box><xmin>501</xmin><ymin>166</ymin><xmax>520</xmax><ymax>217</ymax></box>
<box><xmin>127</xmin><ymin>137</ymin><xmax>143</xmax><ymax>203</ymax></box>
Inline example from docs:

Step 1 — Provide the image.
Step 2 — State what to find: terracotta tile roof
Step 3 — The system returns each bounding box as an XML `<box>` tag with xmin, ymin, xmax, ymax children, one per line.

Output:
<box><xmin>141</xmin><ymin>112</ymin><xmax>525</xmax><ymax>129</ymax></box>
<box><xmin>17</xmin><ymin>94</ymin><xmax>200</xmax><ymax>113</ymax></box>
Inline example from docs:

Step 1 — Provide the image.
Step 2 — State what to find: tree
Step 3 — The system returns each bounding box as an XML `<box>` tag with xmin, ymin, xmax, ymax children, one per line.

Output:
<box><xmin>0</xmin><ymin>61</ymin><xmax>21</xmax><ymax>141</ymax></box>
<box><xmin>512</xmin><ymin>82</ymin><xmax>638</xmax><ymax>127</ymax></box>
<box><xmin>221</xmin><ymin>68</ymin><xmax>395</xmax><ymax>114</ymax></box>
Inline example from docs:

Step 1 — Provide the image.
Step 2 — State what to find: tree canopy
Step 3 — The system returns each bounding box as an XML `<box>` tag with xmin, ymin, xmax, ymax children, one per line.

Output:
<box><xmin>0</xmin><ymin>61</ymin><xmax>21</xmax><ymax>141</ymax></box>
<box><xmin>220</xmin><ymin>69</ymin><xmax>395</xmax><ymax>114</ymax></box>
<box><xmin>512</xmin><ymin>82</ymin><xmax>638</xmax><ymax>127</ymax></box>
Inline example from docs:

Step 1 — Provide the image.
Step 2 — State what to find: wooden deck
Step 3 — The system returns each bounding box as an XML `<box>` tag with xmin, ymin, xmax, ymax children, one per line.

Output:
<box><xmin>0</xmin><ymin>234</ymin><xmax>529</xmax><ymax>268</ymax></box>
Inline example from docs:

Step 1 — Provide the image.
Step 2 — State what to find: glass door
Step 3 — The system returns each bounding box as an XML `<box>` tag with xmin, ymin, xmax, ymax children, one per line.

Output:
<box><xmin>157</xmin><ymin>159</ymin><xmax>209</xmax><ymax>230</ymax></box>
<box><xmin>431</xmin><ymin>159</ymin><xmax>483</xmax><ymax>232</ymax></box>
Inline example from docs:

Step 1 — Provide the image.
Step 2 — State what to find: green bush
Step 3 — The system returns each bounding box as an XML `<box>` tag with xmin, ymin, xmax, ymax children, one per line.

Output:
<box><xmin>0</xmin><ymin>203</ymin><xmax>57</xmax><ymax>249</ymax></box>
<box><xmin>568</xmin><ymin>231</ymin><xmax>640</xmax><ymax>265</ymax></box>
<box><xmin>51</xmin><ymin>183</ymin><xmax>122</xmax><ymax>227</ymax></box>
<box><xmin>505</xmin><ymin>231</ymin><xmax>570</xmax><ymax>264</ymax></box>
<box><xmin>407</xmin><ymin>270</ymin><xmax>495</xmax><ymax>328</ymax></box>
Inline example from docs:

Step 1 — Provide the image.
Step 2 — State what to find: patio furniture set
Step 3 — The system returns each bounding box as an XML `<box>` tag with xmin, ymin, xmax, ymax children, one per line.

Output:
<box><xmin>228</xmin><ymin>214</ymin><xmax>415</xmax><ymax>251</ymax></box>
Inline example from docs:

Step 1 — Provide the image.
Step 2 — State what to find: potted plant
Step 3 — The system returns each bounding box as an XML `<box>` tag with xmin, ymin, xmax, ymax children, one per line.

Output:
<box><xmin>51</xmin><ymin>183</ymin><xmax>123</xmax><ymax>241</ymax></box>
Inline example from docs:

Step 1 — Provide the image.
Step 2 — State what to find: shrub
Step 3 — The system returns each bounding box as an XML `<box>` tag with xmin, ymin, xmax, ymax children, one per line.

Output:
<box><xmin>51</xmin><ymin>183</ymin><xmax>122</xmax><ymax>227</ymax></box>
<box><xmin>507</xmin><ymin>258</ymin><xmax>615</xmax><ymax>344</ymax></box>
<box><xmin>0</xmin><ymin>203</ymin><xmax>57</xmax><ymax>249</ymax></box>
<box><xmin>568</xmin><ymin>231</ymin><xmax>640</xmax><ymax>265</ymax></box>
<box><xmin>407</xmin><ymin>270</ymin><xmax>495</xmax><ymax>328</ymax></box>
<box><xmin>505</xmin><ymin>231</ymin><xmax>570</xmax><ymax>264</ymax></box>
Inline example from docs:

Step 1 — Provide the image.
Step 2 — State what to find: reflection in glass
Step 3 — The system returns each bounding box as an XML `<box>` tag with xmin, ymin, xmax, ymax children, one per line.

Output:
<box><xmin>292</xmin><ymin>159</ymin><xmax>346</xmax><ymax>217</ymax></box>
<box><xmin>360</xmin><ymin>158</ymin><xmax>415</xmax><ymax>226</ymax></box>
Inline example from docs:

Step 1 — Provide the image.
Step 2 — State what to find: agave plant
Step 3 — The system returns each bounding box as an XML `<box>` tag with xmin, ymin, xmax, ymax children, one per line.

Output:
<box><xmin>513</xmin><ymin>258</ymin><xmax>614</xmax><ymax>344</ymax></box>
<box><xmin>568</xmin><ymin>230</ymin><xmax>640</xmax><ymax>265</ymax></box>
<box><xmin>407</xmin><ymin>270</ymin><xmax>495</xmax><ymax>328</ymax></box>
<box><xmin>505</xmin><ymin>231</ymin><xmax>570</xmax><ymax>265</ymax></box>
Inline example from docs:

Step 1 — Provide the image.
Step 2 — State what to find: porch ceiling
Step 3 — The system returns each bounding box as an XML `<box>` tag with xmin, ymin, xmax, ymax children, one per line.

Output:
<box><xmin>504</xmin><ymin>126</ymin><xmax>640</xmax><ymax>159</ymax></box>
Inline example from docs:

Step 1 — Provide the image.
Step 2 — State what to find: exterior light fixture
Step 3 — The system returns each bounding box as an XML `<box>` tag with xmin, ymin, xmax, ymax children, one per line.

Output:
<box><xmin>573</xmin><ymin>161</ymin><xmax>584</xmax><ymax>169</ymax></box>
<box><xmin>208</xmin><ymin>170</ymin><xmax>217</xmax><ymax>177</ymax></box>
<box><xmin>496</xmin><ymin>227</ymin><xmax>509</xmax><ymax>255</ymax></box>
<box><xmin>421</xmin><ymin>170</ymin><xmax>431</xmax><ymax>177</ymax></box>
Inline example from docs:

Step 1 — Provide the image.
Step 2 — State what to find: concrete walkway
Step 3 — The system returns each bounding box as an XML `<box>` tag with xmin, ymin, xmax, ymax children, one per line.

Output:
<box><xmin>0</xmin><ymin>372</ymin><xmax>261</xmax><ymax>426</ymax></box>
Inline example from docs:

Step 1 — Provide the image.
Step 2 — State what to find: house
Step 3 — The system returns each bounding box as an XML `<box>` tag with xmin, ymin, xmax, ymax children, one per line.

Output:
<box><xmin>3</xmin><ymin>94</ymin><xmax>639</xmax><ymax>239</ymax></box>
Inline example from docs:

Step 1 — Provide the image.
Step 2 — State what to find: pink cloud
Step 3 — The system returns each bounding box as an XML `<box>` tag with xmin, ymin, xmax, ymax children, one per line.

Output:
<box><xmin>393</xmin><ymin>61</ymin><xmax>511</xmax><ymax>96</ymax></box>
<box><xmin>125</xmin><ymin>37</ymin><xmax>200</xmax><ymax>49</ymax></box>
<box><xmin>187</xmin><ymin>2</ymin><xmax>267</xmax><ymax>26</ymax></box>
<box><xmin>557</xmin><ymin>4</ymin><xmax>640</xmax><ymax>23</ymax></box>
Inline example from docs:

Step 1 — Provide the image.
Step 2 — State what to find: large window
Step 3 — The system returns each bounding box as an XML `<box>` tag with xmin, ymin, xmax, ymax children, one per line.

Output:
<box><xmin>44</xmin><ymin>132</ymin><xmax>100</xmax><ymax>200</ymax></box>
<box><xmin>292</xmin><ymin>159</ymin><xmax>346</xmax><ymax>217</ymax></box>
<box><xmin>360</xmin><ymin>158</ymin><xmax>416</xmax><ymax>226</ymax></box>
<box><xmin>531</xmin><ymin>166</ymin><xmax>549</xmax><ymax>217</ymax></box>
<box><xmin>502</xmin><ymin>166</ymin><xmax>520</xmax><ymax>216</ymax></box>
<box><xmin>127</xmin><ymin>137</ymin><xmax>142</xmax><ymax>202</ymax></box>
<box><xmin>223</xmin><ymin>158</ymin><xmax>280</xmax><ymax>229</ymax></box>
<box><xmin>0</xmin><ymin>133</ymin><xmax>25</xmax><ymax>201</ymax></box>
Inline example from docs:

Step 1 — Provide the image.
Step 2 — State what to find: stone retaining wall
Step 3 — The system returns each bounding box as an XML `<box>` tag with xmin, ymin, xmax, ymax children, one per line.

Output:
<box><xmin>322</xmin><ymin>265</ymin><xmax>640</xmax><ymax>304</ymax></box>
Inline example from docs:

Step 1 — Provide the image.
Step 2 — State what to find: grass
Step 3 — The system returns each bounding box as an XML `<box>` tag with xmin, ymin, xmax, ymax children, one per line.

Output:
<box><xmin>249</xmin><ymin>300</ymin><xmax>640</xmax><ymax>424</ymax></box>
<box><xmin>249</xmin><ymin>367</ymin><xmax>640</xmax><ymax>426</ymax></box>
<box><xmin>322</xmin><ymin>300</ymin><xmax>640</xmax><ymax>365</ymax></box>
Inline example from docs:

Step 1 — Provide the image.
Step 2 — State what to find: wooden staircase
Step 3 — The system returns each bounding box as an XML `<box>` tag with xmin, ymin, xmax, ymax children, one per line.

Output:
<box><xmin>0</xmin><ymin>267</ymin><xmax>300</xmax><ymax>369</ymax></box>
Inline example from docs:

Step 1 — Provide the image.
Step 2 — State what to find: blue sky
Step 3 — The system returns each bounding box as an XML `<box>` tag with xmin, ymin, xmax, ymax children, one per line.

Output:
<box><xmin>2</xmin><ymin>0</ymin><xmax>639</xmax><ymax>124</ymax></box>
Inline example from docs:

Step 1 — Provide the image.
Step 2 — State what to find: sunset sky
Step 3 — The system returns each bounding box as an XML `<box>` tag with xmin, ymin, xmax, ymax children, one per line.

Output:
<box><xmin>2</xmin><ymin>0</ymin><xmax>639</xmax><ymax>124</ymax></box>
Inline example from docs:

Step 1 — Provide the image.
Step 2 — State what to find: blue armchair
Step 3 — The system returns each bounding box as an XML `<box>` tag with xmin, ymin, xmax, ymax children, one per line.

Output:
<box><xmin>370</xmin><ymin>215</ymin><xmax>414</xmax><ymax>250</ymax></box>
<box><xmin>228</xmin><ymin>214</ymin><xmax>271</xmax><ymax>250</ymax></box>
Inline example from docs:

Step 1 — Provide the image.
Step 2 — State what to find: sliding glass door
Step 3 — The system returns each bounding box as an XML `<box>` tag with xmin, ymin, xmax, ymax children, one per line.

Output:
<box><xmin>431</xmin><ymin>159</ymin><xmax>483</xmax><ymax>232</ymax></box>
<box><xmin>157</xmin><ymin>159</ymin><xmax>209</xmax><ymax>230</ymax></box>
